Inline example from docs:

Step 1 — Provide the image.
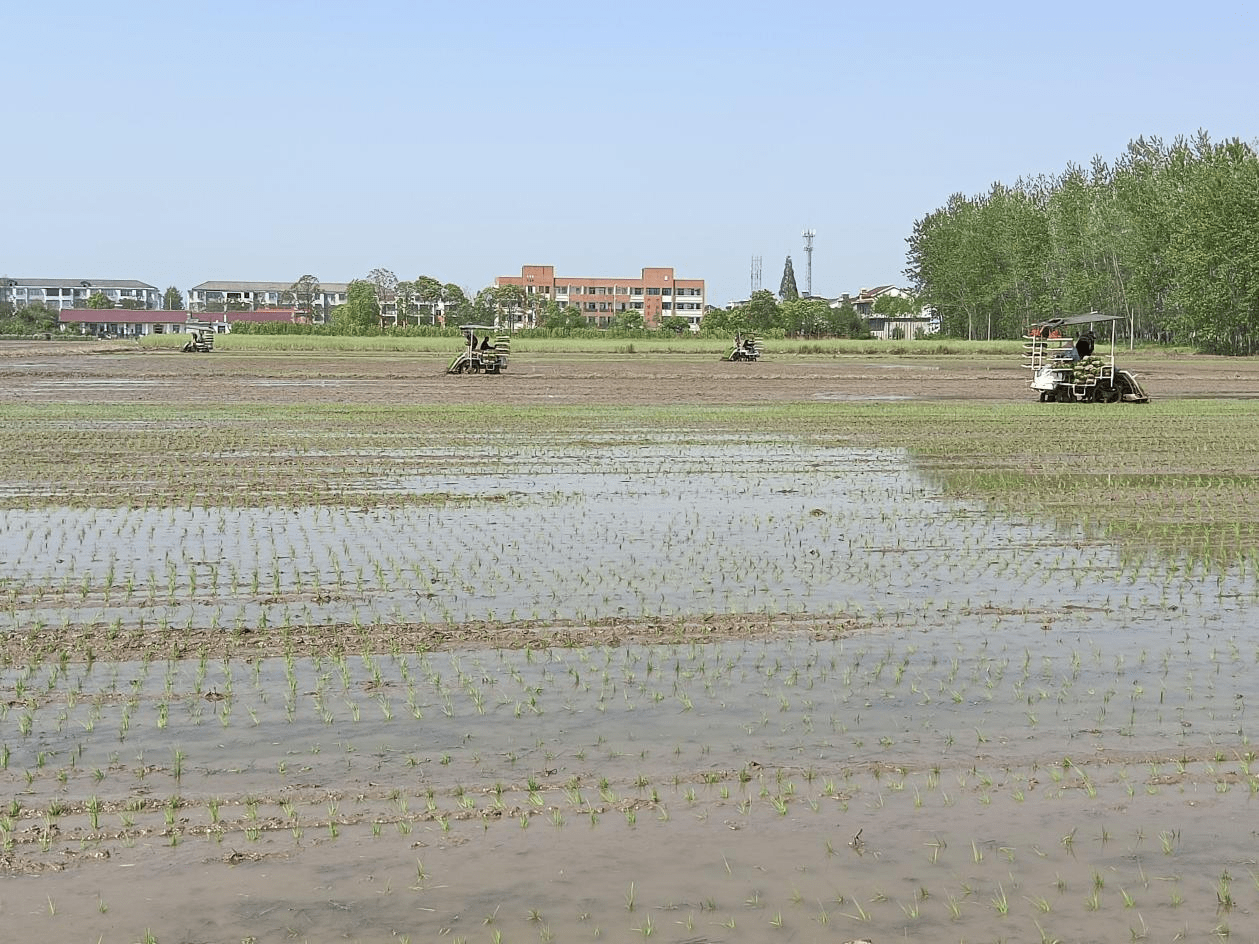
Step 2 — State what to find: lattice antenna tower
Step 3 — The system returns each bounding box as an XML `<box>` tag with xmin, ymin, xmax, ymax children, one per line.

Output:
<box><xmin>750</xmin><ymin>256</ymin><xmax>762</xmax><ymax>294</ymax></box>
<box><xmin>802</xmin><ymin>229</ymin><xmax>816</xmax><ymax>296</ymax></box>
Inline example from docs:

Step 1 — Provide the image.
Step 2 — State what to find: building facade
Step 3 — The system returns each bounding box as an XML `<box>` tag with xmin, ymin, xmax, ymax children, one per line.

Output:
<box><xmin>58</xmin><ymin>308</ymin><xmax>197</xmax><ymax>338</ymax></box>
<box><xmin>2</xmin><ymin>278</ymin><xmax>161</xmax><ymax>310</ymax></box>
<box><xmin>495</xmin><ymin>265</ymin><xmax>706</xmax><ymax>330</ymax></box>
<box><xmin>187</xmin><ymin>281</ymin><xmax>349</xmax><ymax>320</ymax></box>
<box><xmin>57</xmin><ymin>307</ymin><xmax>299</xmax><ymax>338</ymax></box>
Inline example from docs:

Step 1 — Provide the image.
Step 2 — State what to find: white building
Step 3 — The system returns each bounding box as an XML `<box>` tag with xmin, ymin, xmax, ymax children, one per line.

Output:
<box><xmin>187</xmin><ymin>280</ymin><xmax>349</xmax><ymax>321</ymax></box>
<box><xmin>2</xmin><ymin>278</ymin><xmax>161</xmax><ymax>310</ymax></box>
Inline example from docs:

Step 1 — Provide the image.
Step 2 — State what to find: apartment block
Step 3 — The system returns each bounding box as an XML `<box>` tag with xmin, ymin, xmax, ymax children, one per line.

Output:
<box><xmin>2</xmin><ymin>278</ymin><xmax>161</xmax><ymax>310</ymax></box>
<box><xmin>187</xmin><ymin>280</ymin><xmax>350</xmax><ymax>320</ymax></box>
<box><xmin>495</xmin><ymin>265</ymin><xmax>706</xmax><ymax>329</ymax></box>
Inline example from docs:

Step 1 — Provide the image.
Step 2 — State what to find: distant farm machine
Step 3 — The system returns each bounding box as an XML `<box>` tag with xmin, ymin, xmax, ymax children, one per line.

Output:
<box><xmin>447</xmin><ymin>325</ymin><xmax>511</xmax><ymax>374</ymax></box>
<box><xmin>1024</xmin><ymin>312</ymin><xmax>1149</xmax><ymax>403</ymax></box>
<box><xmin>723</xmin><ymin>333</ymin><xmax>760</xmax><ymax>361</ymax></box>
<box><xmin>181</xmin><ymin>328</ymin><xmax>214</xmax><ymax>353</ymax></box>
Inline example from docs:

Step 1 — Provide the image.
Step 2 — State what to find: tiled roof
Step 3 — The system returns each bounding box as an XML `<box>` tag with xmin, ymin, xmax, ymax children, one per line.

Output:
<box><xmin>7</xmin><ymin>278</ymin><xmax>158</xmax><ymax>289</ymax></box>
<box><xmin>59</xmin><ymin>309</ymin><xmax>192</xmax><ymax>324</ymax></box>
<box><xmin>190</xmin><ymin>280</ymin><xmax>350</xmax><ymax>293</ymax></box>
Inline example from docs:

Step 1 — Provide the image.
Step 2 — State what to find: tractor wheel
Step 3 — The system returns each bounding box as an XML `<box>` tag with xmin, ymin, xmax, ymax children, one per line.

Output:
<box><xmin>1054</xmin><ymin>387</ymin><xmax>1074</xmax><ymax>403</ymax></box>
<box><xmin>1094</xmin><ymin>382</ymin><xmax>1121</xmax><ymax>404</ymax></box>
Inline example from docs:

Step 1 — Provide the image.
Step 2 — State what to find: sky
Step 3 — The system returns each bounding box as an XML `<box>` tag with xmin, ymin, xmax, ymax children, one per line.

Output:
<box><xmin>4</xmin><ymin>0</ymin><xmax>1256</xmax><ymax>307</ymax></box>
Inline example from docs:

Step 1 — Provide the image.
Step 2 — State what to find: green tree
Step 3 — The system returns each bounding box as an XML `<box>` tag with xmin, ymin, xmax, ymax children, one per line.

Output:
<box><xmin>496</xmin><ymin>284</ymin><xmax>525</xmax><ymax>326</ymax></box>
<box><xmin>659</xmin><ymin>315</ymin><xmax>690</xmax><ymax>334</ymax></box>
<box><xmin>394</xmin><ymin>280</ymin><xmax>417</xmax><ymax>325</ymax></box>
<box><xmin>365</xmin><ymin>267</ymin><xmax>399</xmax><ymax>326</ymax></box>
<box><xmin>610</xmin><ymin>310</ymin><xmax>646</xmax><ymax>332</ymax></box>
<box><xmin>330</xmin><ymin>280</ymin><xmax>380</xmax><ymax>333</ymax></box>
<box><xmin>872</xmin><ymin>292</ymin><xmax>918</xmax><ymax>316</ymax></box>
<box><xmin>163</xmin><ymin>286</ymin><xmax>184</xmax><ymax>310</ymax></box>
<box><xmin>411</xmin><ymin>275</ymin><xmax>444</xmax><ymax>324</ymax></box>
<box><xmin>290</xmin><ymin>274</ymin><xmax>322</xmax><ymax>322</ymax></box>
<box><xmin>86</xmin><ymin>291</ymin><xmax>114</xmax><ymax>309</ymax></box>
<box><xmin>699</xmin><ymin>306</ymin><xmax>737</xmax><ymax>334</ymax></box>
<box><xmin>745</xmin><ymin>289</ymin><xmax>781</xmax><ymax>332</ymax></box>
<box><xmin>540</xmin><ymin>302</ymin><xmax>586</xmax><ymax>330</ymax></box>
<box><xmin>779</xmin><ymin>256</ymin><xmax>799</xmax><ymax>301</ymax></box>
<box><xmin>779</xmin><ymin>297</ymin><xmax>833</xmax><ymax>336</ymax></box>
<box><xmin>826</xmin><ymin>301</ymin><xmax>869</xmax><ymax>338</ymax></box>
<box><xmin>441</xmin><ymin>283</ymin><xmax>469</xmax><ymax>322</ymax></box>
<box><xmin>1</xmin><ymin>301</ymin><xmax>56</xmax><ymax>334</ymax></box>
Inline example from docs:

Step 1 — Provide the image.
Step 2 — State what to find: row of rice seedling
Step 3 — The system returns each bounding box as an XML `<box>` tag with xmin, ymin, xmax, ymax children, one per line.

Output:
<box><xmin>2</xmin><ymin>393</ymin><xmax>1257</xmax><ymax>940</ymax></box>
<box><xmin>5</xmin><ymin>619</ymin><xmax>1256</xmax><ymax>939</ymax></box>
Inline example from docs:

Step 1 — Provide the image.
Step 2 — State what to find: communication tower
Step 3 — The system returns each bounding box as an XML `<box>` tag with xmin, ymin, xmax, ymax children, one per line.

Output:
<box><xmin>750</xmin><ymin>256</ymin><xmax>762</xmax><ymax>295</ymax></box>
<box><xmin>802</xmin><ymin>229</ymin><xmax>816</xmax><ymax>296</ymax></box>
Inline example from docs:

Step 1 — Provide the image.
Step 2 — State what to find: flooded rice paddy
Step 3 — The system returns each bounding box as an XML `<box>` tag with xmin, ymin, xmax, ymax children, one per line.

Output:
<box><xmin>3</xmin><ymin>428</ymin><xmax>1258</xmax><ymax>943</ymax></box>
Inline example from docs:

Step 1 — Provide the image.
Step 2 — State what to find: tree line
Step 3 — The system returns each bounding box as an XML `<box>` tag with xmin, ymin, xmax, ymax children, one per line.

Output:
<box><xmin>906</xmin><ymin>131</ymin><xmax>1259</xmax><ymax>353</ymax></box>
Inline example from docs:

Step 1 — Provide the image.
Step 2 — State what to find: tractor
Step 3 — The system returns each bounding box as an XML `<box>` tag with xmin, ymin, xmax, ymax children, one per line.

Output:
<box><xmin>181</xmin><ymin>328</ymin><xmax>215</xmax><ymax>353</ymax></box>
<box><xmin>447</xmin><ymin>324</ymin><xmax>511</xmax><ymax>374</ymax></box>
<box><xmin>1024</xmin><ymin>312</ymin><xmax>1149</xmax><ymax>403</ymax></box>
<box><xmin>723</xmin><ymin>333</ymin><xmax>760</xmax><ymax>361</ymax></box>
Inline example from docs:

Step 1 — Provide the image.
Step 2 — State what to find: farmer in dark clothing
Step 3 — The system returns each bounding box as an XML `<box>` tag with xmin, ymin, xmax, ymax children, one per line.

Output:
<box><xmin>1075</xmin><ymin>330</ymin><xmax>1095</xmax><ymax>359</ymax></box>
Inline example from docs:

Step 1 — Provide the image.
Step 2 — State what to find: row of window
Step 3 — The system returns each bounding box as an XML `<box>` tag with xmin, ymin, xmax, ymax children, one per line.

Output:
<box><xmin>17</xmin><ymin>287</ymin><xmax>147</xmax><ymax>298</ymax></box>
<box><xmin>572</xmin><ymin>300</ymin><xmax>702</xmax><ymax>311</ymax></box>
<box><xmin>554</xmin><ymin>286</ymin><xmax>703</xmax><ymax>298</ymax></box>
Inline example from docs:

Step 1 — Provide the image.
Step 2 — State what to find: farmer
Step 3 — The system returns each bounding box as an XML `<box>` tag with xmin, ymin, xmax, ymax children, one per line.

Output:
<box><xmin>1075</xmin><ymin>330</ymin><xmax>1095</xmax><ymax>359</ymax></box>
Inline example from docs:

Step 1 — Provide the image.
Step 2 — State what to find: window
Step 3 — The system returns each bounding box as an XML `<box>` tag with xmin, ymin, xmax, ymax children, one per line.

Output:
<box><xmin>662</xmin><ymin>302</ymin><xmax>671</xmax><ymax>310</ymax></box>
<box><xmin>631</xmin><ymin>287</ymin><xmax>643</xmax><ymax>296</ymax></box>
<box><xmin>631</xmin><ymin>301</ymin><xmax>643</xmax><ymax>309</ymax></box>
<box><xmin>646</xmin><ymin>287</ymin><xmax>660</xmax><ymax>296</ymax></box>
<box><xmin>662</xmin><ymin>288</ymin><xmax>672</xmax><ymax>296</ymax></box>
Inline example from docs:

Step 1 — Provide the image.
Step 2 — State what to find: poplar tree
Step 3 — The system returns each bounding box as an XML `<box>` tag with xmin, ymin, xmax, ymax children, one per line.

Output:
<box><xmin>779</xmin><ymin>256</ymin><xmax>799</xmax><ymax>301</ymax></box>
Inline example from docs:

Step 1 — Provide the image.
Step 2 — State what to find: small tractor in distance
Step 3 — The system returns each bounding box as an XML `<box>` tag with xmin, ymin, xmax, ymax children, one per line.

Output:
<box><xmin>1024</xmin><ymin>312</ymin><xmax>1149</xmax><ymax>403</ymax></box>
<box><xmin>181</xmin><ymin>328</ymin><xmax>215</xmax><ymax>353</ymax></box>
<box><xmin>447</xmin><ymin>324</ymin><xmax>511</xmax><ymax>374</ymax></box>
<box><xmin>723</xmin><ymin>333</ymin><xmax>760</xmax><ymax>361</ymax></box>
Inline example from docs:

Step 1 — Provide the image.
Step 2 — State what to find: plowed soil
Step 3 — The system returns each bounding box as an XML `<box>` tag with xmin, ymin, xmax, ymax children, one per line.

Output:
<box><xmin>2</xmin><ymin>340</ymin><xmax>1258</xmax><ymax>404</ymax></box>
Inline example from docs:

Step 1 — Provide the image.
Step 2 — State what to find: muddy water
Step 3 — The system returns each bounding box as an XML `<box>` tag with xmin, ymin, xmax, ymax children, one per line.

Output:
<box><xmin>2</xmin><ymin>437</ymin><xmax>1259</xmax><ymax>942</ymax></box>
<box><xmin>4</xmin><ymin>618</ymin><xmax>1258</xmax><ymax>941</ymax></box>
<box><xmin>0</xmin><ymin>438</ymin><xmax>1232</xmax><ymax>631</ymax></box>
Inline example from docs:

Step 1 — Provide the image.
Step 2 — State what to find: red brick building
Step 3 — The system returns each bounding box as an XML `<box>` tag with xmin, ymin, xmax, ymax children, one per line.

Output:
<box><xmin>495</xmin><ymin>265</ymin><xmax>706</xmax><ymax>329</ymax></box>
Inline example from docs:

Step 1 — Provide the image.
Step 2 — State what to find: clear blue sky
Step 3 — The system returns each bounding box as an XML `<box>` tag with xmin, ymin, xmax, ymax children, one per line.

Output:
<box><xmin>4</xmin><ymin>0</ymin><xmax>1255</xmax><ymax>306</ymax></box>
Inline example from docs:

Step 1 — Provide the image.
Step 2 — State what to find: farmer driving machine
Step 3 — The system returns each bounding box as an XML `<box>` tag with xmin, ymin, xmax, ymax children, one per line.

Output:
<box><xmin>723</xmin><ymin>333</ymin><xmax>760</xmax><ymax>361</ymax></box>
<box><xmin>181</xmin><ymin>328</ymin><xmax>214</xmax><ymax>353</ymax></box>
<box><xmin>1024</xmin><ymin>312</ymin><xmax>1149</xmax><ymax>403</ymax></box>
<box><xmin>447</xmin><ymin>325</ymin><xmax>511</xmax><ymax>374</ymax></box>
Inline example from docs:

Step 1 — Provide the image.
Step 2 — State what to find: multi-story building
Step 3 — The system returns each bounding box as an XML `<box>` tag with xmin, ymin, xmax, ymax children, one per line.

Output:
<box><xmin>495</xmin><ymin>265</ymin><xmax>706</xmax><ymax>330</ymax></box>
<box><xmin>187</xmin><ymin>280</ymin><xmax>350</xmax><ymax>321</ymax></box>
<box><xmin>2</xmin><ymin>278</ymin><xmax>161</xmax><ymax>310</ymax></box>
